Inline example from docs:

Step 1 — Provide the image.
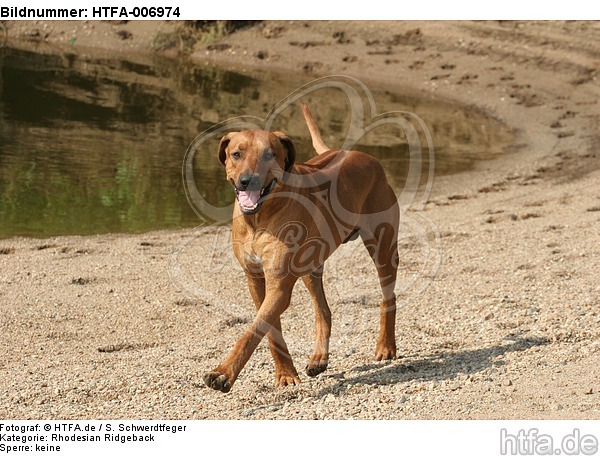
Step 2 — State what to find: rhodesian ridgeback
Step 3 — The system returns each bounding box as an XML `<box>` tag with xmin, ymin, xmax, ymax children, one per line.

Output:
<box><xmin>204</xmin><ymin>102</ymin><xmax>399</xmax><ymax>392</ymax></box>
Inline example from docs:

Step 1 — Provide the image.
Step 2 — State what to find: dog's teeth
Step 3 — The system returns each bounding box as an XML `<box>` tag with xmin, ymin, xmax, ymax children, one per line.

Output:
<box><xmin>241</xmin><ymin>203</ymin><xmax>258</xmax><ymax>211</ymax></box>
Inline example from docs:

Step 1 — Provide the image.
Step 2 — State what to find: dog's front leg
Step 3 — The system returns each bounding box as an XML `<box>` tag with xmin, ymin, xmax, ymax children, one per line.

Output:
<box><xmin>204</xmin><ymin>275</ymin><xmax>299</xmax><ymax>392</ymax></box>
<box><xmin>302</xmin><ymin>271</ymin><xmax>331</xmax><ymax>377</ymax></box>
<box><xmin>246</xmin><ymin>274</ymin><xmax>300</xmax><ymax>387</ymax></box>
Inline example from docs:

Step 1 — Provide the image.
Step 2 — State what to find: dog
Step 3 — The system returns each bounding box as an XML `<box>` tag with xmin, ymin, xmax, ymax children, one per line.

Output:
<box><xmin>203</xmin><ymin>102</ymin><xmax>399</xmax><ymax>393</ymax></box>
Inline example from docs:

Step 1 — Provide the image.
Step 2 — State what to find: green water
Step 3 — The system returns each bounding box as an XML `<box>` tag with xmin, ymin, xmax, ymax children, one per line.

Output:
<box><xmin>0</xmin><ymin>48</ymin><xmax>513</xmax><ymax>239</ymax></box>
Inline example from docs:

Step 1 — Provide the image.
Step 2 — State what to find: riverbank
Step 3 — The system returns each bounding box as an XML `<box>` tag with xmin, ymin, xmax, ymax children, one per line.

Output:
<box><xmin>1</xmin><ymin>20</ymin><xmax>599</xmax><ymax>419</ymax></box>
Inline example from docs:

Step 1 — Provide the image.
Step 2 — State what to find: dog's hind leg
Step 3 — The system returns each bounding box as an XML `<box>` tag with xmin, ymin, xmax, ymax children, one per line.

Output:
<box><xmin>302</xmin><ymin>268</ymin><xmax>331</xmax><ymax>377</ymax></box>
<box><xmin>360</xmin><ymin>209</ymin><xmax>400</xmax><ymax>361</ymax></box>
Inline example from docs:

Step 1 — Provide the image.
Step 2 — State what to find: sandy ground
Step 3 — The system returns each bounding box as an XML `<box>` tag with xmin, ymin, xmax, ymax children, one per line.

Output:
<box><xmin>1</xmin><ymin>20</ymin><xmax>599</xmax><ymax>419</ymax></box>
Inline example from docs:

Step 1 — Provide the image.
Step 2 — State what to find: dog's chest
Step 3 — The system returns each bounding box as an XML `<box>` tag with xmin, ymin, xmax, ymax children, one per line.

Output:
<box><xmin>233</xmin><ymin>226</ymin><xmax>273</xmax><ymax>274</ymax></box>
<box><xmin>233</xmin><ymin>213</ymin><xmax>322</xmax><ymax>276</ymax></box>
<box><xmin>244</xmin><ymin>251</ymin><xmax>263</xmax><ymax>268</ymax></box>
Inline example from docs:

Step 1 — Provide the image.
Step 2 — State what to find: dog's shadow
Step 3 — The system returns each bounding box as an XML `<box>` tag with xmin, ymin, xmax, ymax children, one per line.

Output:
<box><xmin>317</xmin><ymin>336</ymin><xmax>549</xmax><ymax>397</ymax></box>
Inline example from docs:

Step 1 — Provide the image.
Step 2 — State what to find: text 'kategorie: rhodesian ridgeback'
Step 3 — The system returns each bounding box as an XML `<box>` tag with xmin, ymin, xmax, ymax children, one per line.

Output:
<box><xmin>204</xmin><ymin>102</ymin><xmax>399</xmax><ymax>393</ymax></box>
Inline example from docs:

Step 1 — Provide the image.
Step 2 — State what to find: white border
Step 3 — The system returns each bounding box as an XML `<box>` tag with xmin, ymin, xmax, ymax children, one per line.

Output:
<box><xmin>2</xmin><ymin>0</ymin><xmax>599</xmax><ymax>20</ymax></box>
<box><xmin>1</xmin><ymin>420</ymin><xmax>599</xmax><ymax>455</ymax></box>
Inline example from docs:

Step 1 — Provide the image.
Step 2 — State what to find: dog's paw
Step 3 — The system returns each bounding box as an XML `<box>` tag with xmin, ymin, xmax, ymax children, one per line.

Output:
<box><xmin>375</xmin><ymin>342</ymin><xmax>397</xmax><ymax>361</ymax></box>
<box><xmin>275</xmin><ymin>370</ymin><xmax>301</xmax><ymax>387</ymax></box>
<box><xmin>305</xmin><ymin>358</ymin><xmax>328</xmax><ymax>377</ymax></box>
<box><xmin>203</xmin><ymin>371</ymin><xmax>233</xmax><ymax>393</ymax></box>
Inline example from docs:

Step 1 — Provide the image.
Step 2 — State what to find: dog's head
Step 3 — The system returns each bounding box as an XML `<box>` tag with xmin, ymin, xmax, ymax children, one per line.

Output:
<box><xmin>218</xmin><ymin>130</ymin><xmax>296</xmax><ymax>215</ymax></box>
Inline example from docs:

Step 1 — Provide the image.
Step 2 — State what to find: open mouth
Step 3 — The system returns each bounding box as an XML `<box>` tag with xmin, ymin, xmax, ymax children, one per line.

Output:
<box><xmin>233</xmin><ymin>179</ymin><xmax>277</xmax><ymax>215</ymax></box>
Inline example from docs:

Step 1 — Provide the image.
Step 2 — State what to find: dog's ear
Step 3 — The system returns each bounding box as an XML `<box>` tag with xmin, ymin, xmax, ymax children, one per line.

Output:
<box><xmin>273</xmin><ymin>131</ymin><xmax>296</xmax><ymax>171</ymax></box>
<box><xmin>218</xmin><ymin>132</ymin><xmax>238</xmax><ymax>166</ymax></box>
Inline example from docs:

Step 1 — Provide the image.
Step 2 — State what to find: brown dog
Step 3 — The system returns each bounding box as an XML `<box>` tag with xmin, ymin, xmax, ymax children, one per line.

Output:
<box><xmin>204</xmin><ymin>102</ymin><xmax>399</xmax><ymax>392</ymax></box>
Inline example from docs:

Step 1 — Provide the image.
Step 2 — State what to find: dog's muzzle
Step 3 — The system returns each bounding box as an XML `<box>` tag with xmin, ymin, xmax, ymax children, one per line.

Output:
<box><xmin>232</xmin><ymin>178</ymin><xmax>277</xmax><ymax>215</ymax></box>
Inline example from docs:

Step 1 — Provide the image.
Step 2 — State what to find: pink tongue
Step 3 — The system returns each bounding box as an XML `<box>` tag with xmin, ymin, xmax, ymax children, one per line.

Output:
<box><xmin>238</xmin><ymin>190</ymin><xmax>261</xmax><ymax>208</ymax></box>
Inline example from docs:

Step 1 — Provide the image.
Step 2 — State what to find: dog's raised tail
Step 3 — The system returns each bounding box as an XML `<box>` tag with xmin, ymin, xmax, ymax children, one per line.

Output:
<box><xmin>300</xmin><ymin>101</ymin><xmax>330</xmax><ymax>155</ymax></box>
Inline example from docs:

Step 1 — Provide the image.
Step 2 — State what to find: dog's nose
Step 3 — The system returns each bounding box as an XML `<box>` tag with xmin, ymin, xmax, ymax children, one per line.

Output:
<box><xmin>239</xmin><ymin>174</ymin><xmax>260</xmax><ymax>191</ymax></box>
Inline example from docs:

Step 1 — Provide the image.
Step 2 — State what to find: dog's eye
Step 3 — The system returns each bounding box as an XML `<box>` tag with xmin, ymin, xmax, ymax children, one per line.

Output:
<box><xmin>231</xmin><ymin>151</ymin><xmax>242</xmax><ymax>160</ymax></box>
<box><xmin>262</xmin><ymin>151</ymin><xmax>274</xmax><ymax>161</ymax></box>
